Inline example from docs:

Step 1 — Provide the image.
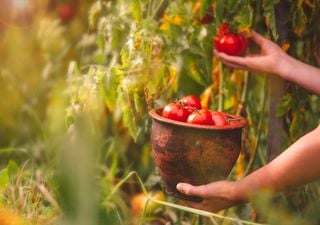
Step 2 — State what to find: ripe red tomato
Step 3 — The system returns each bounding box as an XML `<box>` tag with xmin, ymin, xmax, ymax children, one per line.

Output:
<box><xmin>218</xmin><ymin>23</ymin><xmax>231</xmax><ymax>37</ymax></box>
<box><xmin>131</xmin><ymin>191</ymin><xmax>165</xmax><ymax>216</ymax></box>
<box><xmin>213</xmin><ymin>24</ymin><xmax>249</xmax><ymax>56</ymax></box>
<box><xmin>162</xmin><ymin>103</ymin><xmax>189</xmax><ymax>122</ymax></box>
<box><xmin>58</xmin><ymin>4</ymin><xmax>75</xmax><ymax>23</ymax></box>
<box><xmin>237</xmin><ymin>33</ymin><xmax>248</xmax><ymax>55</ymax></box>
<box><xmin>215</xmin><ymin>33</ymin><xmax>241</xmax><ymax>56</ymax></box>
<box><xmin>179</xmin><ymin>95</ymin><xmax>202</xmax><ymax>112</ymax></box>
<box><xmin>187</xmin><ymin>109</ymin><xmax>213</xmax><ymax>125</ymax></box>
<box><xmin>210</xmin><ymin>111</ymin><xmax>227</xmax><ymax>126</ymax></box>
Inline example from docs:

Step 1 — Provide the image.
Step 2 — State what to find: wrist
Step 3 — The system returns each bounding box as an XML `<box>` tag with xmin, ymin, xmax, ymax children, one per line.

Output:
<box><xmin>230</xmin><ymin>181</ymin><xmax>250</xmax><ymax>203</ymax></box>
<box><xmin>274</xmin><ymin>52</ymin><xmax>294</xmax><ymax>79</ymax></box>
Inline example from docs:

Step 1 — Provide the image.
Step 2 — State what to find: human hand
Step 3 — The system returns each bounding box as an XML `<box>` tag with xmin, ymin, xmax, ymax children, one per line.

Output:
<box><xmin>214</xmin><ymin>31</ymin><xmax>290</xmax><ymax>75</ymax></box>
<box><xmin>176</xmin><ymin>181</ymin><xmax>243</xmax><ymax>212</ymax></box>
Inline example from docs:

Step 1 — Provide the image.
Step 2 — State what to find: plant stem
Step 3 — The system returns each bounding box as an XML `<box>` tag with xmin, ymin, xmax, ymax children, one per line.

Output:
<box><xmin>150</xmin><ymin>199</ymin><xmax>268</xmax><ymax>225</ymax></box>
<box><xmin>244</xmin><ymin>76</ymin><xmax>268</xmax><ymax>175</ymax></box>
<box><xmin>106</xmin><ymin>171</ymin><xmax>147</xmax><ymax>202</ymax></box>
<box><xmin>237</xmin><ymin>71</ymin><xmax>249</xmax><ymax>116</ymax></box>
<box><xmin>218</xmin><ymin>62</ymin><xmax>224</xmax><ymax>111</ymax></box>
<box><xmin>151</xmin><ymin>0</ymin><xmax>165</xmax><ymax>19</ymax></box>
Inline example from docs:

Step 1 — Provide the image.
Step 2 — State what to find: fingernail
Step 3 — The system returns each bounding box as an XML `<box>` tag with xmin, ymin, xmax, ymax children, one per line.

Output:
<box><xmin>176</xmin><ymin>183</ymin><xmax>185</xmax><ymax>192</ymax></box>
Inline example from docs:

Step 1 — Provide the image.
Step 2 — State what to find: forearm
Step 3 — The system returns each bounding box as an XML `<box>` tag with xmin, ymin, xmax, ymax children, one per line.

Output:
<box><xmin>234</xmin><ymin>124</ymin><xmax>320</xmax><ymax>202</ymax></box>
<box><xmin>277</xmin><ymin>55</ymin><xmax>320</xmax><ymax>94</ymax></box>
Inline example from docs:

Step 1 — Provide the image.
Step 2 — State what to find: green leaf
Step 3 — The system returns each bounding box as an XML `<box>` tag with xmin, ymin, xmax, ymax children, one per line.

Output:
<box><xmin>292</xmin><ymin>7</ymin><xmax>307</xmax><ymax>37</ymax></box>
<box><xmin>118</xmin><ymin>93</ymin><xmax>138</xmax><ymax>141</ymax></box>
<box><xmin>88</xmin><ymin>1</ymin><xmax>102</xmax><ymax>29</ymax></box>
<box><xmin>0</xmin><ymin>168</ymin><xmax>9</xmax><ymax>188</ymax></box>
<box><xmin>105</xmin><ymin>72</ymin><xmax>122</xmax><ymax>111</ymax></box>
<box><xmin>235</xmin><ymin>4</ymin><xmax>253</xmax><ymax>29</ymax></box>
<box><xmin>215</xmin><ymin>0</ymin><xmax>224</xmax><ymax>25</ymax></box>
<box><xmin>7</xmin><ymin>160</ymin><xmax>19</xmax><ymax>182</ymax></box>
<box><xmin>200</xmin><ymin>0</ymin><xmax>210</xmax><ymax>15</ymax></box>
<box><xmin>133</xmin><ymin>92</ymin><xmax>143</xmax><ymax>114</ymax></box>
<box><xmin>131</xmin><ymin>0</ymin><xmax>142</xmax><ymax>25</ymax></box>
<box><xmin>263</xmin><ymin>0</ymin><xmax>280</xmax><ymax>40</ymax></box>
<box><xmin>96</xmin><ymin>34</ymin><xmax>105</xmax><ymax>50</ymax></box>
<box><xmin>276</xmin><ymin>94</ymin><xmax>292</xmax><ymax>117</ymax></box>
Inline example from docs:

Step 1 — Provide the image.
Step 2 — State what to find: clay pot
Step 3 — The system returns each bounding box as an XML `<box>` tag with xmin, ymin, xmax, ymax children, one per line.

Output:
<box><xmin>149</xmin><ymin>108</ymin><xmax>247</xmax><ymax>202</ymax></box>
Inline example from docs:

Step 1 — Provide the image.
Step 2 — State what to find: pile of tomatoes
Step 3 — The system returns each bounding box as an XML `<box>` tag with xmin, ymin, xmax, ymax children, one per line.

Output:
<box><xmin>213</xmin><ymin>24</ymin><xmax>248</xmax><ymax>56</ymax></box>
<box><xmin>162</xmin><ymin>95</ymin><xmax>237</xmax><ymax>126</ymax></box>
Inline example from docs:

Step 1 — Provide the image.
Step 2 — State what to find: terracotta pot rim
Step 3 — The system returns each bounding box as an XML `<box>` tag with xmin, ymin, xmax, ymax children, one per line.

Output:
<box><xmin>149</xmin><ymin>108</ymin><xmax>248</xmax><ymax>130</ymax></box>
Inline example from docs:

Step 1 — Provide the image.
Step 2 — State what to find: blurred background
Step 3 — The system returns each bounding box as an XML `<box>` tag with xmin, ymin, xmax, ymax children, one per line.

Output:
<box><xmin>0</xmin><ymin>0</ymin><xmax>320</xmax><ymax>224</ymax></box>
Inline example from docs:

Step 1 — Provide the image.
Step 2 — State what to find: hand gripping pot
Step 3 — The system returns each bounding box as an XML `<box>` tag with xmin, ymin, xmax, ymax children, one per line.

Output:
<box><xmin>149</xmin><ymin>108</ymin><xmax>248</xmax><ymax>202</ymax></box>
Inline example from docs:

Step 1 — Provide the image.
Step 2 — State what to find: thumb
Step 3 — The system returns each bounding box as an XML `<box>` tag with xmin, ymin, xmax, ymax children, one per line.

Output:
<box><xmin>176</xmin><ymin>183</ymin><xmax>208</xmax><ymax>197</ymax></box>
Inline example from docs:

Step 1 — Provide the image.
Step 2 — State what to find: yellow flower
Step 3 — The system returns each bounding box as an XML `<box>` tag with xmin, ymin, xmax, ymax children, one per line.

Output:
<box><xmin>172</xmin><ymin>15</ymin><xmax>182</xmax><ymax>26</ymax></box>
<box><xmin>160</xmin><ymin>22</ymin><xmax>170</xmax><ymax>31</ymax></box>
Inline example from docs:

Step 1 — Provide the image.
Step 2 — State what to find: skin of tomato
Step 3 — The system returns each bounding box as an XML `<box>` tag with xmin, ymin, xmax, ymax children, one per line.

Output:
<box><xmin>219</xmin><ymin>23</ymin><xmax>232</xmax><ymax>36</ymax></box>
<box><xmin>210</xmin><ymin>111</ymin><xmax>227</xmax><ymax>126</ymax></box>
<box><xmin>162</xmin><ymin>103</ymin><xmax>189</xmax><ymax>122</ymax></box>
<box><xmin>237</xmin><ymin>33</ymin><xmax>248</xmax><ymax>55</ymax></box>
<box><xmin>187</xmin><ymin>109</ymin><xmax>213</xmax><ymax>125</ymax></box>
<box><xmin>216</xmin><ymin>34</ymin><xmax>241</xmax><ymax>56</ymax></box>
<box><xmin>179</xmin><ymin>95</ymin><xmax>202</xmax><ymax>112</ymax></box>
<box><xmin>58</xmin><ymin>4</ymin><xmax>75</xmax><ymax>23</ymax></box>
<box><xmin>131</xmin><ymin>192</ymin><xmax>165</xmax><ymax>216</ymax></box>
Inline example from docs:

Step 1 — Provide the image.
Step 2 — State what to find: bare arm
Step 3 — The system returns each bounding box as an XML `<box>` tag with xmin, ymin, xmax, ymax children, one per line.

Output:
<box><xmin>214</xmin><ymin>31</ymin><xmax>320</xmax><ymax>94</ymax></box>
<box><xmin>177</xmin><ymin>124</ymin><xmax>320</xmax><ymax>212</ymax></box>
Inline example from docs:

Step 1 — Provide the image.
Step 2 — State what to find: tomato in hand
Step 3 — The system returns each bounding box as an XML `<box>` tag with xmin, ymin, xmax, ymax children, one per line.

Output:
<box><xmin>213</xmin><ymin>24</ymin><xmax>248</xmax><ymax>56</ymax></box>
<box><xmin>215</xmin><ymin>33</ymin><xmax>240</xmax><ymax>56</ymax></box>
<box><xmin>162</xmin><ymin>103</ymin><xmax>190</xmax><ymax>122</ymax></box>
<box><xmin>179</xmin><ymin>95</ymin><xmax>202</xmax><ymax>112</ymax></box>
<box><xmin>187</xmin><ymin>109</ymin><xmax>213</xmax><ymax>125</ymax></box>
<box><xmin>237</xmin><ymin>32</ymin><xmax>248</xmax><ymax>55</ymax></box>
<box><xmin>218</xmin><ymin>23</ymin><xmax>231</xmax><ymax>37</ymax></box>
<box><xmin>210</xmin><ymin>111</ymin><xmax>227</xmax><ymax>126</ymax></box>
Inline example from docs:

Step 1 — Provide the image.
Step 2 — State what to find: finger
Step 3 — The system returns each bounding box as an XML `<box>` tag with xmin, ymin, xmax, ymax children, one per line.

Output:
<box><xmin>215</xmin><ymin>51</ymin><xmax>248</xmax><ymax>66</ymax></box>
<box><xmin>220</xmin><ymin>60</ymin><xmax>248</xmax><ymax>70</ymax></box>
<box><xmin>250</xmin><ymin>31</ymin><xmax>269</xmax><ymax>46</ymax></box>
<box><xmin>214</xmin><ymin>51</ymin><xmax>249</xmax><ymax>70</ymax></box>
<box><xmin>176</xmin><ymin>183</ymin><xmax>209</xmax><ymax>197</ymax></box>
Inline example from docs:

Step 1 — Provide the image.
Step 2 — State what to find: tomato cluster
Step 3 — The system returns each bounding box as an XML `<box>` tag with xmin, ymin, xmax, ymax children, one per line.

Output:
<box><xmin>213</xmin><ymin>24</ymin><xmax>248</xmax><ymax>56</ymax></box>
<box><xmin>162</xmin><ymin>95</ymin><xmax>238</xmax><ymax>126</ymax></box>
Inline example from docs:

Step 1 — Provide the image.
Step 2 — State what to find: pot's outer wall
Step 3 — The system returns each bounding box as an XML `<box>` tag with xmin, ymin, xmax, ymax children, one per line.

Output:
<box><xmin>150</xmin><ymin>109</ymin><xmax>247</xmax><ymax>202</ymax></box>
